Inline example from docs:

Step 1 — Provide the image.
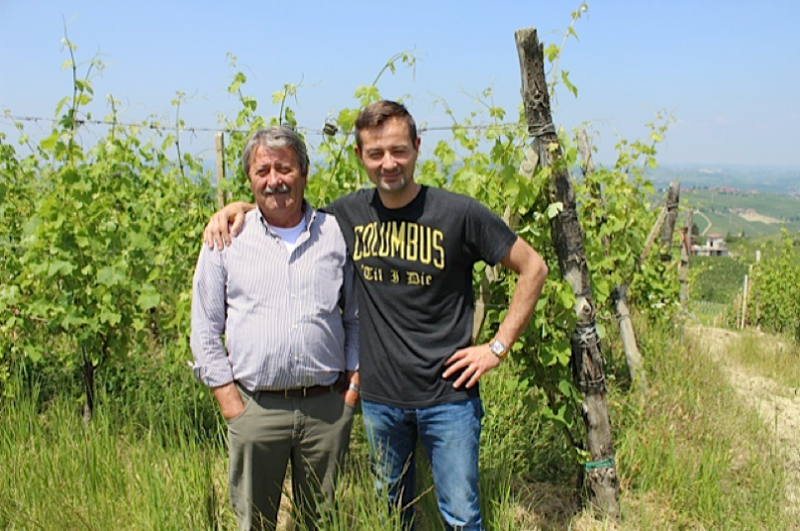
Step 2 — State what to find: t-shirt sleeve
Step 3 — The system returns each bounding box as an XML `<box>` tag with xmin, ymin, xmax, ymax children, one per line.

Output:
<box><xmin>464</xmin><ymin>199</ymin><xmax>518</xmax><ymax>266</ymax></box>
<box><xmin>320</xmin><ymin>198</ymin><xmax>342</xmax><ymax>217</ymax></box>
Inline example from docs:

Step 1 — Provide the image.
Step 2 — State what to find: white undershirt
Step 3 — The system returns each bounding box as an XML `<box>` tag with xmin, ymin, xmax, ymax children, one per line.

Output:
<box><xmin>268</xmin><ymin>219</ymin><xmax>305</xmax><ymax>253</ymax></box>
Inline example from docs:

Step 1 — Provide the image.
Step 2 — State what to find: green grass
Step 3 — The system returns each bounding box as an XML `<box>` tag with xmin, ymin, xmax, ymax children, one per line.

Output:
<box><xmin>612</xmin><ymin>318</ymin><xmax>788</xmax><ymax>530</ymax></box>
<box><xmin>0</xmin><ymin>367</ymin><xmax>575</xmax><ymax>531</ymax></box>
<box><xmin>0</xmin><ymin>388</ymin><xmax>232</xmax><ymax>530</ymax></box>
<box><xmin>1</xmin><ymin>320</ymin><xmax>795</xmax><ymax>530</ymax></box>
<box><xmin>730</xmin><ymin>332</ymin><xmax>800</xmax><ymax>390</ymax></box>
<box><xmin>689</xmin><ymin>256</ymin><xmax>748</xmax><ymax>303</ymax></box>
<box><xmin>689</xmin><ymin>300</ymin><xmax>730</xmax><ymax>326</ymax></box>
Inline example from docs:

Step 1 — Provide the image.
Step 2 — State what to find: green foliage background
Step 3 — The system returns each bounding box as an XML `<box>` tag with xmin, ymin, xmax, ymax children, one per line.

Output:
<box><xmin>749</xmin><ymin>230</ymin><xmax>800</xmax><ymax>341</ymax></box>
<box><xmin>1</xmin><ymin>19</ymin><xmax>678</xmax><ymax>476</ymax></box>
<box><xmin>689</xmin><ymin>256</ymin><xmax>748</xmax><ymax>304</ymax></box>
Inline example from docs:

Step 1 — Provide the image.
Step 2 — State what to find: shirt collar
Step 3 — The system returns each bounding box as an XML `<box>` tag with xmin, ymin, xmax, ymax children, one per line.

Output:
<box><xmin>256</xmin><ymin>200</ymin><xmax>317</xmax><ymax>233</ymax></box>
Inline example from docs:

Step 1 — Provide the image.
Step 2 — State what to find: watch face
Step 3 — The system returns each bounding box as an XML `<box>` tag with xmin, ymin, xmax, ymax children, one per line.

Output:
<box><xmin>490</xmin><ymin>340</ymin><xmax>506</xmax><ymax>356</ymax></box>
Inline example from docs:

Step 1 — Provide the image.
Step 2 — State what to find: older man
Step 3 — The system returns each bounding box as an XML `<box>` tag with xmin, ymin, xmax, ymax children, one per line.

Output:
<box><xmin>190</xmin><ymin>126</ymin><xmax>359</xmax><ymax>531</ymax></box>
<box><xmin>205</xmin><ymin>102</ymin><xmax>548</xmax><ymax>531</ymax></box>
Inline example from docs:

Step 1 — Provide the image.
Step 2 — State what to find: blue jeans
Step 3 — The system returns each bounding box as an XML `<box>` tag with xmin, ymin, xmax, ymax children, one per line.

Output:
<box><xmin>361</xmin><ymin>398</ymin><xmax>484</xmax><ymax>531</ymax></box>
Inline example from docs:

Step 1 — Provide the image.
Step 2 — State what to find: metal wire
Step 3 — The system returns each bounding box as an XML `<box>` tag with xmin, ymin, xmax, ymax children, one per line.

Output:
<box><xmin>2</xmin><ymin>114</ymin><xmax>527</xmax><ymax>138</ymax></box>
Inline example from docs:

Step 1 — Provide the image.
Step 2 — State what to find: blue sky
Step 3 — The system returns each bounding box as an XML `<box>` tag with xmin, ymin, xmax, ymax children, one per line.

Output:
<box><xmin>1</xmin><ymin>1</ymin><xmax>798</xmax><ymax>167</ymax></box>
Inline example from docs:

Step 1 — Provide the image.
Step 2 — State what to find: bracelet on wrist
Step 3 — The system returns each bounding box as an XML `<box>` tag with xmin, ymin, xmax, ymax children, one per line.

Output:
<box><xmin>348</xmin><ymin>382</ymin><xmax>360</xmax><ymax>393</ymax></box>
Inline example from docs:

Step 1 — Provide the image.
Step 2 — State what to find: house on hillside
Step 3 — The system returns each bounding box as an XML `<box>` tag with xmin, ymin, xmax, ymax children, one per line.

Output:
<box><xmin>692</xmin><ymin>233</ymin><xmax>729</xmax><ymax>256</ymax></box>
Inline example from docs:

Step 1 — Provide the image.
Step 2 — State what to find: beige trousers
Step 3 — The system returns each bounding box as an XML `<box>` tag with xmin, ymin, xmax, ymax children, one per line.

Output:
<box><xmin>226</xmin><ymin>387</ymin><xmax>355</xmax><ymax>531</ymax></box>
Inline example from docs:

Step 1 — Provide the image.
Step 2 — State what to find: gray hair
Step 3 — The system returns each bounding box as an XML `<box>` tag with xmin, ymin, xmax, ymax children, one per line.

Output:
<box><xmin>241</xmin><ymin>126</ymin><xmax>310</xmax><ymax>178</ymax></box>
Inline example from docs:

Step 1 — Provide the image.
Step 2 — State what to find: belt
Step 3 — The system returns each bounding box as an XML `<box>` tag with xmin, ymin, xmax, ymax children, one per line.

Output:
<box><xmin>239</xmin><ymin>377</ymin><xmax>345</xmax><ymax>399</ymax></box>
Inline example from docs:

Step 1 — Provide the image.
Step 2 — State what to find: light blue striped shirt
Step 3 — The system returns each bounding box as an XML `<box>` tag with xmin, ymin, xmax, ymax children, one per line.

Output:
<box><xmin>190</xmin><ymin>203</ymin><xmax>358</xmax><ymax>391</ymax></box>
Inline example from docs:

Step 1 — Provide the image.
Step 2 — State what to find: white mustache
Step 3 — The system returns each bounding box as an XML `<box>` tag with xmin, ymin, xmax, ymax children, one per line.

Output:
<box><xmin>262</xmin><ymin>183</ymin><xmax>290</xmax><ymax>195</ymax></box>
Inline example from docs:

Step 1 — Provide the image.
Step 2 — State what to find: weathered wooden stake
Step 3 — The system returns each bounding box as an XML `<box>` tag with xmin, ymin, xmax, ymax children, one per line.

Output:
<box><xmin>215</xmin><ymin>132</ymin><xmax>226</xmax><ymax>210</ymax></box>
<box><xmin>576</xmin><ymin>130</ymin><xmax>647</xmax><ymax>394</ymax></box>
<box><xmin>679</xmin><ymin>211</ymin><xmax>693</xmax><ymax>305</ymax></box>
<box><xmin>640</xmin><ymin>207</ymin><xmax>668</xmax><ymax>263</ymax></box>
<box><xmin>515</xmin><ymin>27</ymin><xmax>620</xmax><ymax>520</ymax></box>
<box><xmin>577</xmin><ymin>130</ymin><xmax>609</xmax><ymax>250</ymax></box>
<box><xmin>472</xmin><ymin>274</ymin><xmax>492</xmax><ymax>343</ymax></box>
<box><xmin>754</xmin><ymin>251</ymin><xmax>761</xmax><ymax>327</ymax></box>
<box><xmin>612</xmin><ymin>287</ymin><xmax>648</xmax><ymax>393</ymax></box>
<box><xmin>740</xmin><ymin>274</ymin><xmax>749</xmax><ymax>330</ymax></box>
<box><xmin>660</xmin><ymin>181</ymin><xmax>680</xmax><ymax>261</ymax></box>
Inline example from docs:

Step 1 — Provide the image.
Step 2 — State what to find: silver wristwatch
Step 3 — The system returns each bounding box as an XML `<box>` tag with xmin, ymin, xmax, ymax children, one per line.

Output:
<box><xmin>489</xmin><ymin>338</ymin><xmax>509</xmax><ymax>360</ymax></box>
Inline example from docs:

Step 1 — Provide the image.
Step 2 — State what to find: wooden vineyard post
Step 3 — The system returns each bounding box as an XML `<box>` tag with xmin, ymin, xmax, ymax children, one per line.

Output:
<box><xmin>215</xmin><ymin>132</ymin><xmax>226</xmax><ymax>210</ymax></box>
<box><xmin>740</xmin><ymin>274</ymin><xmax>749</xmax><ymax>330</ymax></box>
<box><xmin>576</xmin><ymin>130</ymin><xmax>647</xmax><ymax>394</ymax></box>
<box><xmin>577</xmin><ymin>130</ymin><xmax>609</xmax><ymax>250</ymax></box>
<box><xmin>611</xmin><ymin>287</ymin><xmax>647</xmax><ymax>393</ymax></box>
<box><xmin>576</xmin><ymin>130</ymin><xmax>645</xmax><ymax>392</ymax></box>
<box><xmin>640</xmin><ymin>207</ymin><xmax>668</xmax><ymax>263</ymax></box>
<box><xmin>754</xmin><ymin>251</ymin><xmax>761</xmax><ymax>327</ymax></box>
<box><xmin>660</xmin><ymin>181</ymin><xmax>680</xmax><ymax>261</ymax></box>
<box><xmin>679</xmin><ymin>210</ymin><xmax>693</xmax><ymax>305</ymax></box>
<box><xmin>472</xmin><ymin>273</ymin><xmax>493</xmax><ymax>343</ymax></box>
<box><xmin>515</xmin><ymin>27</ymin><xmax>620</xmax><ymax>520</ymax></box>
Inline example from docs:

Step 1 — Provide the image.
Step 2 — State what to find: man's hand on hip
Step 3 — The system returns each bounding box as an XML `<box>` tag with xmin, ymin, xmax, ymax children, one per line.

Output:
<box><xmin>442</xmin><ymin>344</ymin><xmax>501</xmax><ymax>389</ymax></box>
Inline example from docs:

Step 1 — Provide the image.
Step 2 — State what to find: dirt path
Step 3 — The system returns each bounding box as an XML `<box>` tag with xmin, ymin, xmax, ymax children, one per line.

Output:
<box><xmin>688</xmin><ymin>326</ymin><xmax>800</xmax><ymax>524</ymax></box>
<box><xmin>693</xmin><ymin>210</ymin><xmax>713</xmax><ymax>236</ymax></box>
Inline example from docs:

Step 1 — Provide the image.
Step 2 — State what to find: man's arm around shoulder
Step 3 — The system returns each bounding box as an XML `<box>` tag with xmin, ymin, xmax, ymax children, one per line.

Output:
<box><xmin>203</xmin><ymin>202</ymin><xmax>256</xmax><ymax>250</ymax></box>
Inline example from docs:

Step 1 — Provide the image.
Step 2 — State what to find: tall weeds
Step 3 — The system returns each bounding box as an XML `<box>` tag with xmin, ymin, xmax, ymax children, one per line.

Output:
<box><xmin>1</xmin><ymin>317</ymin><xmax>793</xmax><ymax>529</ymax></box>
<box><xmin>613</xmin><ymin>317</ymin><xmax>786</xmax><ymax>529</ymax></box>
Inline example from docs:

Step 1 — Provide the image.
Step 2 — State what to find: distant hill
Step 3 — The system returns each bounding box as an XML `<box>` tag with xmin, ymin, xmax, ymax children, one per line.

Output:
<box><xmin>667</xmin><ymin>188</ymin><xmax>800</xmax><ymax>239</ymax></box>
<box><xmin>645</xmin><ymin>164</ymin><xmax>800</xmax><ymax>197</ymax></box>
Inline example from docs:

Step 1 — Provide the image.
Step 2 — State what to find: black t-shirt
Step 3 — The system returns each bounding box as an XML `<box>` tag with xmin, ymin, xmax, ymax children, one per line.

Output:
<box><xmin>326</xmin><ymin>186</ymin><xmax>517</xmax><ymax>408</ymax></box>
